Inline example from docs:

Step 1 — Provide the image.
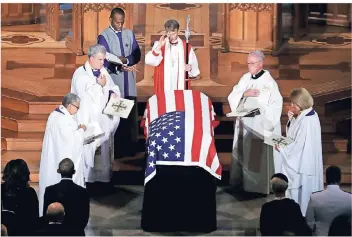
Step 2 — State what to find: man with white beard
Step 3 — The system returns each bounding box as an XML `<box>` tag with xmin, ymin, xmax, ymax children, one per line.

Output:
<box><xmin>39</xmin><ymin>93</ymin><xmax>87</xmax><ymax>216</ymax></box>
<box><xmin>227</xmin><ymin>50</ymin><xmax>283</xmax><ymax>195</ymax></box>
<box><xmin>71</xmin><ymin>44</ymin><xmax>121</xmax><ymax>192</ymax></box>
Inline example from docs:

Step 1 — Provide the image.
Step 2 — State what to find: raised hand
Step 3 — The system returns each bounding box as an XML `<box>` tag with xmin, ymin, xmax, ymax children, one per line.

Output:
<box><xmin>97</xmin><ymin>74</ymin><xmax>107</xmax><ymax>87</ymax></box>
<box><xmin>78</xmin><ymin>124</ymin><xmax>87</xmax><ymax>131</ymax></box>
<box><xmin>184</xmin><ymin>64</ymin><xmax>192</xmax><ymax>72</ymax></box>
<box><xmin>244</xmin><ymin>89</ymin><xmax>260</xmax><ymax>97</ymax></box>
<box><xmin>288</xmin><ymin>110</ymin><xmax>295</xmax><ymax>121</ymax></box>
<box><xmin>156</xmin><ymin>34</ymin><xmax>167</xmax><ymax>51</ymax></box>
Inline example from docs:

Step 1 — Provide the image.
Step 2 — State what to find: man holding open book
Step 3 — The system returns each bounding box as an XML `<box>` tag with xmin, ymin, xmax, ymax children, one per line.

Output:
<box><xmin>97</xmin><ymin>7</ymin><xmax>141</xmax><ymax>159</ymax></box>
<box><xmin>227</xmin><ymin>50</ymin><xmax>283</xmax><ymax>195</ymax></box>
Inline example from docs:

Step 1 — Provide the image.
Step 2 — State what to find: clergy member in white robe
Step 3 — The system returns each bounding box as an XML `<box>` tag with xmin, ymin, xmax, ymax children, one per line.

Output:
<box><xmin>39</xmin><ymin>93</ymin><xmax>87</xmax><ymax>216</ymax></box>
<box><xmin>145</xmin><ymin>19</ymin><xmax>200</xmax><ymax>94</ymax></box>
<box><xmin>71</xmin><ymin>44</ymin><xmax>121</xmax><ymax>185</ymax></box>
<box><xmin>275</xmin><ymin>88</ymin><xmax>324</xmax><ymax>216</ymax></box>
<box><xmin>227</xmin><ymin>50</ymin><xmax>283</xmax><ymax>194</ymax></box>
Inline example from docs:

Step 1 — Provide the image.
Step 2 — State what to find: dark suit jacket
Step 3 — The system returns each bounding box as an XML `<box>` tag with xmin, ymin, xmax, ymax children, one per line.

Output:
<box><xmin>36</xmin><ymin>223</ymin><xmax>82</xmax><ymax>236</ymax></box>
<box><xmin>43</xmin><ymin>179</ymin><xmax>90</xmax><ymax>233</ymax></box>
<box><xmin>260</xmin><ymin>198</ymin><xmax>312</xmax><ymax>236</ymax></box>
<box><xmin>1</xmin><ymin>183</ymin><xmax>39</xmax><ymax>236</ymax></box>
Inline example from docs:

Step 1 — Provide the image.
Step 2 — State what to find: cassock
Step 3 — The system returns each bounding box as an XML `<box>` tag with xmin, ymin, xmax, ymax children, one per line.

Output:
<box><xmin>98</xmin><ymin>27</ymin><xmax>141</xmax><ymax>158</ymax></box>
<box><xmin>145</xmin><ymin>37</ymin><xmax>200</xmax><ymax>93</ymax></box>
<box><xmin>277</xmin><ymin>107</ymin><xmax>324</xmax><ymax>216</ymax></box>
<box><xmin>227</xmin><ymin>70</ymin><xmax>283</xmax><ymax>194</ymax></box>
<box><xmin>39</xmin><ymin>105</ymin><xmax>85</xmax><ymax>216</ymax></box>
<box><xmin>71</xmin><ymin>61</ymin><xmax>121</xmax><ymax>183</ymax></box>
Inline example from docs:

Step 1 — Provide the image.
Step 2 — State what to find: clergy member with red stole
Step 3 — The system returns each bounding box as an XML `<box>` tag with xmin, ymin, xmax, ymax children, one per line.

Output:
<box><xmin>145</xmin><ymin>19</ymin><xmax>200</xmax><ymax>93</ymax></box>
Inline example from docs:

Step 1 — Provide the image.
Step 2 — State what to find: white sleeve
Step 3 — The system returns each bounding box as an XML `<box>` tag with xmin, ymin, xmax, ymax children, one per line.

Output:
<box><xmin>279</xmin><ymin>121</ymin><xmax>308</xmax><ymax>173</ymax></box>
<box><xmin>227</xmin><ymin>75</ymin><xmax>247</xmax><ymax>112</ymax></box>
<box><xmin>262</xmin><ymin>81</ymin><xmax>283</xmax><ymax>131</ymax></box>
<box><xmin>145</xmin><ymin>41</ymin><xmax>163</xmax><ymax>67</ymax></box>
<box><xmin>188</xmin><ymin>47</ymin><xmax>200</xmax><ymax>77</ymax></box>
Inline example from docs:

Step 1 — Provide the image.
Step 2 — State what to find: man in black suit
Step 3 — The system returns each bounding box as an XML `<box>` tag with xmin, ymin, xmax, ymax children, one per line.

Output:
<box><xmin>37</xmin><ymin>202</ymin><xmax>81</xmax><ymax>236</ymax></box>
<box><xmin>43</xmin><ymin>158</ymin><xmax>90</xmax><ymax>235</ymax></box>
<box><xmin>260</xmin><ymin>173</ymin><xmax>312</xmax><ymax>236</ymax></box>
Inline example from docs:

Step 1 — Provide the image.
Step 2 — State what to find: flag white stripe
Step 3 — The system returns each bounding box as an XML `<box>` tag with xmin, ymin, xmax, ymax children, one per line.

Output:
<box><xmin>198</xmin><ymin>93</ymin><xmax>212</xmax><ymax>166</ymax></box>
<box><xmin>165</xmin><ymin>90</ymin><xmax>176</xmax><ymax>113</ymax></box>
<box><xmin>184</xmin><ymin>91</ymin><xmax>194</xmax><ymax>164</ymax></box>
<box><xmin>148</xmin><ymin>95</ymin><xmax>158</xmax><ymax>123</ymax></box>
<box><xmin>210</xmin><ymin>153</ymin><xmax>220</xmax><ymax>174</ymax></box>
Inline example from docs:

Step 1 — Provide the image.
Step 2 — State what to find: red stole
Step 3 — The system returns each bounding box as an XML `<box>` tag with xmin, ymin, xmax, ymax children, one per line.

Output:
<box><xmin>153</xmin><ymin>40</ymin><xmax>192</xmax><ymax>94</ymax></box>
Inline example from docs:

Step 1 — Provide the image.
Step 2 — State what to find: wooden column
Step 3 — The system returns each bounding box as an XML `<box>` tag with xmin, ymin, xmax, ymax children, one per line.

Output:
<box><xmin>81</xmin><ymin>3</ymin><xmax>134</xmax><ymax>54</ymax></box>
<box><xmin>65</xmin><ymin>4</ymin><xmax>83</xmax><ymax>55</ymax></box>
<box><xmin>224</xmin><ymin>3</ymin><xmax>277</xmax><ymax>53</ymax></box>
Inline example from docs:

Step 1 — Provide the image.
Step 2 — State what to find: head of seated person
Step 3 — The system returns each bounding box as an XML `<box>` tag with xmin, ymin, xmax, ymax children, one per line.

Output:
<box><xmin>46</xmin><ymin>202</ymin><xmax>65</xmax><ymax>224</ymax></box>
<box><xmin>328</xmin><ymin>214</ymin><xmax>351</xmax><ymax>236</ymax></box>
<box><xmin>270</xmin><ymin>173</ymin><xmax>289</xmax><ymax>198</ymax></box>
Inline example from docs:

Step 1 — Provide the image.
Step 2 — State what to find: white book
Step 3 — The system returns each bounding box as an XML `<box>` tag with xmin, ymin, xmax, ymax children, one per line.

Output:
<box><xmin>106</xmin><ymin>52</ymin><xmax>124</xmax><ymax>65</ymax></box>
<box><xmin>226</xmin><ymin>108</ymin><xmax>260</xmax><ymax>118</ymax></box>
<box><xmin>83</xmin><ymin>122</ymin><xmax>105</xmax><ymax>145</ymax></box>
<box><xmin>264</xmin><ymin>133</ymin><xmax>294</xmax><ymax>147</ymax></box>
<box><xmin>103</xmin><ymin>97</ymin><xmax>135</xmax><ymax>119</ymax></box>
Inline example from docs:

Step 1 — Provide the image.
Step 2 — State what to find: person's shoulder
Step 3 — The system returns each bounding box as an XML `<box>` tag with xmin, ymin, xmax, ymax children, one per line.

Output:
<box><xmin>241</xmin><ymin>72</ymin><xmax>251</xmax><ymax>79</ymax></box>
<box><xmin>310</xmin><ymin>189</ymin><xmax>325</xmax><ymax>199</ymax></box>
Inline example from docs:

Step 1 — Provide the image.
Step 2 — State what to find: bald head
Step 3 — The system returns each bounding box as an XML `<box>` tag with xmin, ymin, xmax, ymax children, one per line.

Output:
<box><xmin>57</xmin><ymin>158</ymin><xmax>75</xmax><ymax>178</ymax></box>
<box><xmin>46</xmin><ymin>202</ymin><xmax>65</xmax><ymax>223</ymax></box>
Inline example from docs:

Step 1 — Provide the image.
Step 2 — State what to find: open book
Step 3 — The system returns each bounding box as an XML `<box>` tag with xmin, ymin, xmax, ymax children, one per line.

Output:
<box><xmin>103</xmin><ymin>97</ymin><xmax>135</xmax><ymax>119</ymax></box>
<box><xmin>83</xmin><ymin>122</ymin><xmax>105</xmax><ymax>145</ymax></box>
<box><xmin>264</xmin><ymin>133</ymin><xmax>293</xmax><ymax>148</ymax></box>
<box><xmin>226</xmin><ymin>108</ymin><xmax>260</xmax><ymax>118</ymax></box>
<box><xmin>106</xmin><ymin>52</ymin><xmax>124</xmax><ymax>65</ymax></box>
<box><xmin>106</xmin><ymin>52</ymin><xmax>138</xmax><ymax>72</ymax></box>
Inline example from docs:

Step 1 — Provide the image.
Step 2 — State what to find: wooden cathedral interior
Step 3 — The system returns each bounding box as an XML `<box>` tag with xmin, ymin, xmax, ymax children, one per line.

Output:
<box><xmin>1</xmin><ymin>3</ymin><xmax>351</xmax><ymax>184</ymax></box>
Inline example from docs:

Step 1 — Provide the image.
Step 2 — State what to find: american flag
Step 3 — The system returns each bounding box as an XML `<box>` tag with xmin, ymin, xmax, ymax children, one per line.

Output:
<box><xmin>143</xmin><ymin>90</ymin><xmax>222</xmax><ymax>184</ymax></box>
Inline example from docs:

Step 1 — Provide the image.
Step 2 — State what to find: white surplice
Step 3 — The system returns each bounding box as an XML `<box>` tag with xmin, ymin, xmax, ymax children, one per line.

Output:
<box><xmin>227</xmin><ymin>70</ymin><xmax>283</xmax><ymax>194</ymax></box>
<box><xmin>145</xmin><ymin>37</ymin><xmax>200</xmax><ymax>91</ymax></box>
<box><xmin>277</xmin><ymin>107</ymin><xmax>324</xmax><ymax>216</ymax></box>
<box><xmin>39</xmin><ymin>105</ymin><xmax>85</xmax><ymax>216</ymax></box>
<box><xmin>71</xmin><ymin>61</ymin><xmax>121</xmax><ymax>183</ymax></box>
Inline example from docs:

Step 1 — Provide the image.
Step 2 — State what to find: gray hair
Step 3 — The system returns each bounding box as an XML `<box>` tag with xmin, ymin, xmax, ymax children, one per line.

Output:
<box><xmin>164</xmin><ymin>19</ymin><xmax>180</xmax><ymax>31</ymax></box>
<box><xmin>88</xmin><ymin>44</ymin><xmax>107</xmax><ymax>58</ymax></box>
<box><xmin>270</xmin><ymin>177</ymin><xmax>288</xmax><ymax>194</ymax></box>
<box><xmin>62</xmin><ymin>93</ymin><xmax>80</xmax><ymax>108</ymax></box>
<box><xmin>248</xmin><ymin>50</ymin><xmax>265</xmax><ymax>61</ymax></box>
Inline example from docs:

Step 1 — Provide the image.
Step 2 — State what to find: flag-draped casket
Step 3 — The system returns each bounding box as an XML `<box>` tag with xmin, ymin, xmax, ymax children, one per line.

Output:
<box><xmin>141</xmin><ymin>90</ymin><xmax>221</xmax><ymax>232</ymax></box>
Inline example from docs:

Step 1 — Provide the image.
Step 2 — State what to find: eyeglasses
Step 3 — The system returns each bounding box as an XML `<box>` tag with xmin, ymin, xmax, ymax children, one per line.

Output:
<box><xmin>247</xmin><ymin>60</ymin><xmax>262</xmax><ymax>65</ymax></box>
<box><xmin>70</xmin><ymin>104</ymin><xmax>80</xmax><ymax>110</ymax></box>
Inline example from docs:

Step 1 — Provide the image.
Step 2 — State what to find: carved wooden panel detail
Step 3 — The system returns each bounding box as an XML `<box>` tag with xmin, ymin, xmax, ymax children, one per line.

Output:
<box><xmin>83</xmin><ymin>3</ymin><xmax>126</xmax><ymax>13</ymax></box>
<box><xmin>229</xmin><ymin>3</ymin><xmax>273</xmax><ymax>12</ymax></box>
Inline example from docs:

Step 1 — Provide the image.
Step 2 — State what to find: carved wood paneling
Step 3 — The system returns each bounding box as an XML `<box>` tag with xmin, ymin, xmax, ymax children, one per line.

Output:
<box><xmin>65</xmin><ymin>4</ymin><xmax>83</xmax><ymax>55</ymax></box>
<box><xmin>46</xmin><ymin>4</ymin><xmax>60</xmax><ymax>41</ymax></box>
<box><xmin>1</xmin><ymin>3</ymin><xmax>41</xmax><ymax>26</ymax></box>
<box><xmin>229</xmin><ymin>3</ymin><xmax>273</xmax><ymax>12</ymax></box>
<box><xmin>83</xmin><ymin>3</ymin><xmax>126</xmax><ymax>13</ymax></box>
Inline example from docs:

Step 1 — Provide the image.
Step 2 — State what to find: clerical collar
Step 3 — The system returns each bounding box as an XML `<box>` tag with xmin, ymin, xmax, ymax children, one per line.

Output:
<box><xmin>109</xmin><ymin>25</ymin><xmax>121</xmax><ymax>33</ymax></box>
<box><xmin>92</xmin><ymin>69</ymin><xmax>101</xmax><ymax>78</ymax></box>
<box><xmin>251</xmin><ymin>70</ymin><xmax>265</xmax><ymax>79</ymax></box>
<box><xmin>169</xmin><ymin>40</ymin><xmax>178</xmax><ymax>45</ymax></box>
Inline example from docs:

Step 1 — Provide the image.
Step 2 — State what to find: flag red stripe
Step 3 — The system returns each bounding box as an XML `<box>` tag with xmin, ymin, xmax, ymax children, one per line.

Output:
<box><xmin>146</xmin><ymin>102</ymin><xmax>151</xmax><ymax>136</ymax></box>
<box><xmin>191</xmin><ymin>91</ymin><xmax>203</xmax><ymax>162</ymax></box>
<box><xmin>206</xmin><ymin>99</ymin><xmax>217</xmax><ymax>168</ymax></box>
<box><xmin>174</xmin><ymin>90</ymin><xmax>185</xmax><ymax>111</ymax></box>
<box><xmin>156</xmin><ymin>92</ymin><xmax>166</xmax><ymax>117</ymax></box>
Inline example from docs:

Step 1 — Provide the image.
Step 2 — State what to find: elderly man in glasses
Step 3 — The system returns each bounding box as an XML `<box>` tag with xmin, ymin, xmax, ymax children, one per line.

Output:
<box><xmin>39</xmin><ymin>93</ymin><xmax>87</xmax><ymax>216</ymax></box>
<box><xmin>227</xmin><ymin>50</ymin><xmax>283</xmax><ymax>195</ymax></box>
